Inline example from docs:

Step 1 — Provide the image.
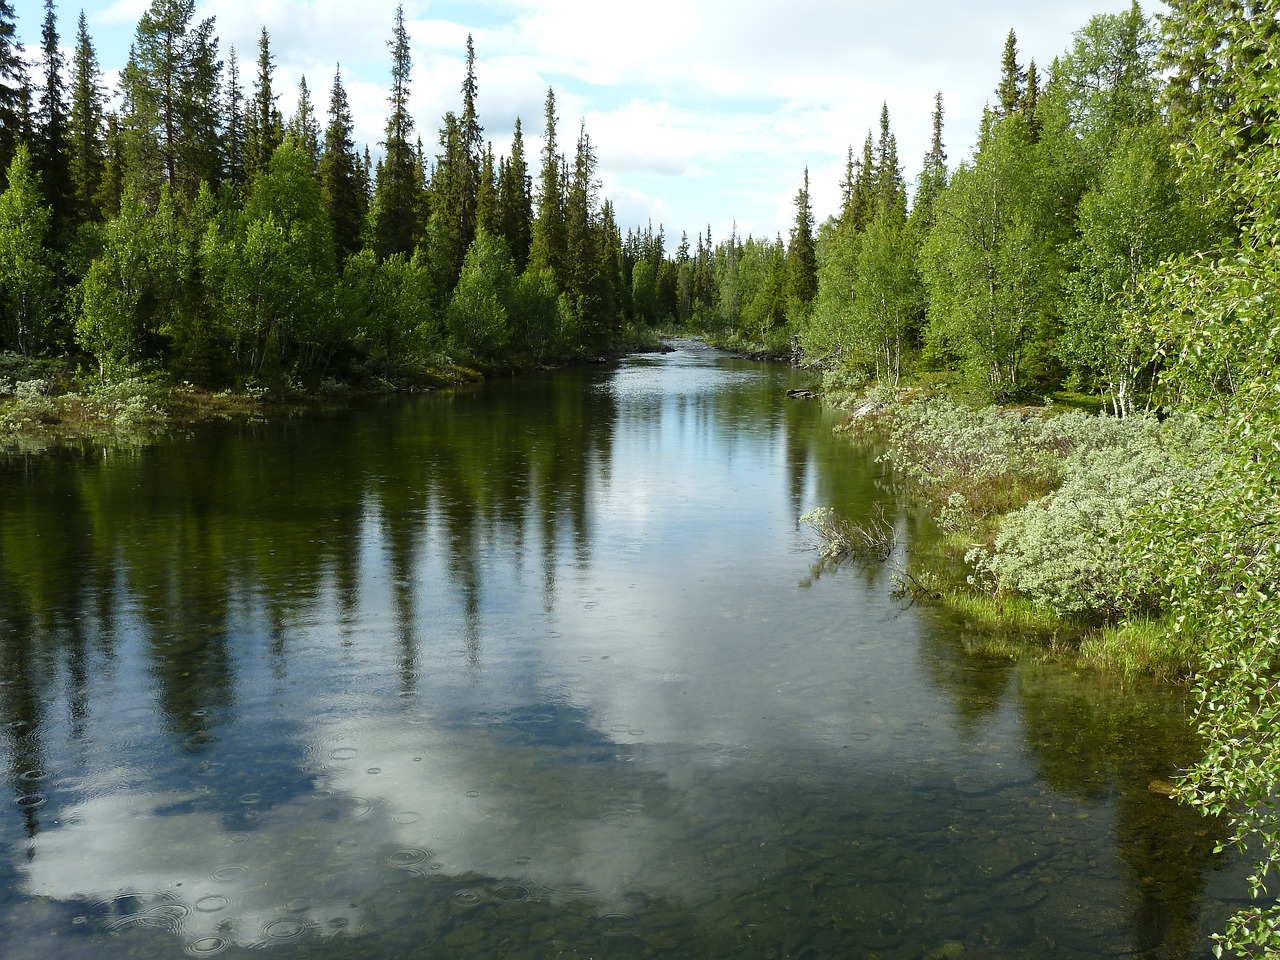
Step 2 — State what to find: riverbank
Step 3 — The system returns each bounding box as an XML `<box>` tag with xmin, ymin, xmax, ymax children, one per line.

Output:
<box><xmin>0</xmin><ymin>337</ymin><xmax>673</xmax><ymax>450</ymax></box>
<box><xmin>819</xmin><ymin>390</ymin><xmax>1214</xmax><ymax>681</ymax></box>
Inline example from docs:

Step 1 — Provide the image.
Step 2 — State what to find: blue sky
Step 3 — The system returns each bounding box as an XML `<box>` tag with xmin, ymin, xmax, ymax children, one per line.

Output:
<box><xmin>14</xmin><ymin>0</ymin><xmax>1162</xmax><ymax>244</ymax></box>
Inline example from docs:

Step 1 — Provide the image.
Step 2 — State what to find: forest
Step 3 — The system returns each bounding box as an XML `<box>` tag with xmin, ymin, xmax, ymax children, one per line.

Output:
<box><xmin>3</xmin><ymin>0</ymin><xmax>1280</xmax><ymax>955</ymax></box>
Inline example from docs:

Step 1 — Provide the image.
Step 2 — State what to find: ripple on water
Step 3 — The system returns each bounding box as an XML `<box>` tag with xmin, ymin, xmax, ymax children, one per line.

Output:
<box><xmin>262</xmin><ymin>918</ymin><xmax>311</xmax><ymax>942</ymax></box>
<box><xmin>385</xmin><ymin>847</ymin><xmax>433</xmax><ymax>866</ymax></box>
<box><xmin>329</xmin><ymin>747</ymin><xmax>359</xmax><ymax>761</ymax></box>
<box><xmin>591</xmin><ymin>914</ymin><xmax>636</xmax><ymax>936</ymax></box>
<box><xmin>184</xmin><ymin>937</ymin><xmax>228</xmax><ymax>956</ymax></box>
<box><xmin>107</xmin><ymin>901</ymin><xmax>192</xmax><ymax>933</ymax></box>
<box><xmin>210</xmin><ymin>865</ymin><xmax>249</xmax><ymax>883</ymax></box>
<box><xmin>19</xmin><ymin>769</ymin><xmax>50</xmax><ymax>782</ymax></box>
<box><xmin>492</xmin><ymin>884</ymin><xmax>530</xmax><ymax>903</ymax></box>
<box><xmin>452</xmin><ymin>889</ymin><xmax>485</xmax><ymax>908</ymax></box>
<box><xmin>15</xmin><ymin>794</ymin><xmax>46</xmax><ymax>809</ymax></box>
<box><xmin>194</xmin><ymin>896</ymin><xmax>231</xmax><ymax>913</ymax></box>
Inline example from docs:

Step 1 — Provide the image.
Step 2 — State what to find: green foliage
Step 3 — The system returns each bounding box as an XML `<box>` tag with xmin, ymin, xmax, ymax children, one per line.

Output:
<box><xmin>0</xmin><ymin>145</ymin><xmax>60</xmax><ymax>355</ymax></box>
<box><xmin>1058</xmin><ymin>123</ymin><xmax>1204</xmax><ymax>415</ymax></box>
<box><xmin>920</xmin><ymin>109</ymin><xmax>1073</xmax><ymax>399</ymax></box>
<box><xmin>447</xmin><ymin>228</ymin><xmax>513</xmax><ymax>361</ymax></box>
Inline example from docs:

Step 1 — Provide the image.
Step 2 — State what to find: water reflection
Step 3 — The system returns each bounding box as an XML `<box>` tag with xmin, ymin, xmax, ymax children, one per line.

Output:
<box><xmin>0</xmin><ymin>343</ymin><xmax>1243</xmax><ymax>958</ymax></box>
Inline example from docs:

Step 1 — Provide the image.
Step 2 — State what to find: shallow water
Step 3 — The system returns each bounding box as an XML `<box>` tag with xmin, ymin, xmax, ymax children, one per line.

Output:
<box><xmin>0</xmin><ymin>342</ymin><xmax>1242</xmax><ymax>958</ymax></box>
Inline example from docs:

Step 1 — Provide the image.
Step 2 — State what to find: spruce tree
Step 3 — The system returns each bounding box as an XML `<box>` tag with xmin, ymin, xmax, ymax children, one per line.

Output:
<box><xmin>874</xmin><ymin>102</ymin><xmax>905</xmax><ymax>218</ymax></box>
<box><xmin>475</xmin><ymin>141</ymin><xmax>498</xmax><ymax>238</ymax></box>
<box><xmin>1022</xmin><ymin>60</ymin><xmax>1041</xmax><ymax>138</ymax></box>
<box><xmin>35</xmin><ymin>0</ymin><xmax>74</xmax><ymax>241</ymax></box>
<box><xmin>320</xmin><ymin>65</ymin><xmax>363</xmax><ymax>262</ymax></box>
<box><xmin>458</xmin><ymin>34</ymin><xmax>482</xmax><ymax>251</ymax></box>
<box><xmin>0</xmin><ymin>0</ymin><xmax>25</xmax><ymax>184</ymax></box>
<box><xmin>373</xmin><ymin>4</ymin><xmax>419</xmax><ymax>260</ymax></box>
<box><xmin>911</xmin><ymin>91</ymin><xmax>947</xmax><ymax>233</ymax></box>
<box><xmin>222</xmin><ymin>47</ymin><xmax>245</xmax><ymax>191</ymax></box>
<box><xmin>529</xmin><ymin>87</ymin><xmax>566</xmax><ymax>283</ymax></box>
<box><xmin>786</xmin><ymin>168</ymin><xmax>817</xmax><ymax>309</ymax></box>
<box><xmin>497</xmin><ymin>116</ymin><xmax>532</xmax><ymax>272</ymax></box>
<box><xmin>245</xmin><ymin>28</ymin><xmax>282</xmax><ymax>184</ymax></box>
<box><xmin>996</xmin><ymin>29</ymin><xmax>1025</xmax><ymax>118</ymax></box>
<box><xmin>289</xmin><ymin>75</ymin><xmax>320</xmax><ymax>174</ymax></box>
<box><xmin>69</xmin><ymin>10</ymin><xmax>106</xmax><ymax>222</ymax></box>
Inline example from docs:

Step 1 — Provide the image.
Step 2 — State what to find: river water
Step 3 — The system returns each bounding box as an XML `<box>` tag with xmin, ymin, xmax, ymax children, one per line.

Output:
<box><xmin>0</xmin><ymin>342</ymin><xmax>1243</xmax><ymax>958</ymax></box>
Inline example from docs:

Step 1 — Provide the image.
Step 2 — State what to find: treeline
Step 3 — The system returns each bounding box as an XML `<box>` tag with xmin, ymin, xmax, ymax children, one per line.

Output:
<box><xmin>0</xmin><ymin>1</ymin><xmax>672</xmax><ymax>385</ymax></box>
<box><xmin>797</xmin><ymin>2</ymin><xmax>1233</xmax><ymax>411</ymax></box>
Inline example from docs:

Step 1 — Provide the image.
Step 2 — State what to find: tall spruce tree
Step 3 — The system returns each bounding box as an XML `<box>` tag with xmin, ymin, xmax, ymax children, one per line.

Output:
<box><xmin>874</xmin><ymin>102</ymin><xmax>905</xmax><ymax>217</ymax></box>
<box><xmin>222</xmin><ymin>46</ymin><xmax>245</xmax><ymax>191</ymax></box>
<box><xmin>244</xmin><ymin>28</ymin><xmax>282</xmax><ymax>184</ymax></box>
<box><xmin>0</xmin><ymin>0</ymin><xmax>25</xmax><ymax>184</ymax></box>
<box><xmin>319</xmin><ymin>65</ymin><xmax>363</xmax><ymax>263</ymax></box>
<box><xmin>911</xmin><ymin>91</ymin><xmax>947</xmax><ymax>232</ymax></box>
<box><xmin>497</xmin><ymin>116</ymin><xmax>532</xmax><ymax>272</ymax></box>
<box><xmin>35</xmin><ymin>0</ymin><xmax>73</xmax><ymax>241</ymax></box>
<box><xmin>529</xmin><ymin>87</ymin><xmax>566</xmax><ymax>283</ymax></box>
<box><xmin>373</xmin><ymin>4</ymin><xmax>419</xmax><ymax>260</ymax></box>
<box><xmin>996</xmin><ymin>29</ymin><xmax>1025</xmax><ymax>118</ymax></box>
<box><xmin>69</xmin><ymin>10</ymin><xmax>106</xmax><ymax>222</ymax></box>
<box><xmin>786</xmin><ymin>168</ymin><xmax>817</xmax><ymax>310</ymax></box>
<box><xmin>289</xmin><ymin>75</ymin><xmax>320</xmax><ymax>174</ymax></box>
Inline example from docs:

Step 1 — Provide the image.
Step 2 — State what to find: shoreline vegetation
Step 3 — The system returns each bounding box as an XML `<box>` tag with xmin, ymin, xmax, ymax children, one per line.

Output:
<box><xmin>806</xmin><ymin>388</ymin><xmax>1208</xmax><ymax>683</ymax></box>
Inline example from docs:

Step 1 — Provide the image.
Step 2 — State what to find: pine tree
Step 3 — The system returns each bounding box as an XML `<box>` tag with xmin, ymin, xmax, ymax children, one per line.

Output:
<box><xmin>0</xmin><ymin>0</ymin><xmax>26</xmax><ymax>184</ymax></box>
<box><xmin>35</xmin><ymin>0</ymin><xmax>73</xmax><ymax>241</ymax></box>
<box><xmin>320</xmin><ymin>65</ymin><xmax>363</xmax><ymax>263</ymax></box>
<box><xmin>373</xmin><ymin>4</ymin><xmax>419</xmax><ymax>260</ymax></box>
<box><xmin>996</xmin><ymin>29</ymin><xmax>1025</xmax><ymax>118</ymax></box>
<box><xmin>69</xmin><ymin>10</ymin><xmax>106</xmax><ymax>222</ymax></box>
<box><xmin>565</xmin><ymin>121</ymin><xmax>601</xmax><ymax>339</ymax></box>
<box><xmin>120</xmin><ymin>0</ymin><xmax>222</xmax><ymax>199</ymax></box>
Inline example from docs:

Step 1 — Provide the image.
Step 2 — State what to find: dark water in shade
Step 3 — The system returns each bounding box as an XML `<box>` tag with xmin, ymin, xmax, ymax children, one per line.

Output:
<box><xmin>0</xmin><ymin>342</ymin><xmax>1246</xmax><ymax>959</ymax></box>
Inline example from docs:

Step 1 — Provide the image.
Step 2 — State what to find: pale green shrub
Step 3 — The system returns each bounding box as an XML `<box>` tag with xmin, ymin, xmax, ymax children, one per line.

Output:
<box><xmin>967</xmin><ymin>413</ymin><xmax>1213</xmax><ymax>617</ymax></box>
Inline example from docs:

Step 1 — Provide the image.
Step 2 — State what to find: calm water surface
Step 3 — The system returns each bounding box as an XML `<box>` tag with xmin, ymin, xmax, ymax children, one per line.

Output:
<box><xmin>0</xmin><ymin>343</ymin><xmax>1243</xmax><ymax>958</ymax></box>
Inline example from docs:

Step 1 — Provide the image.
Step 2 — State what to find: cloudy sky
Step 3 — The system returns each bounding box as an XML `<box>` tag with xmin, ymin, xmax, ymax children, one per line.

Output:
<box><xmin>14</xmin><ymin>0</ymin><xmax>1162</xmax><ymax>243</ymax></box>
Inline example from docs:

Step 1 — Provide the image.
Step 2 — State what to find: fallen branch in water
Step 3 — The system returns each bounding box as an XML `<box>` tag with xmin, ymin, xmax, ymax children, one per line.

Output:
<box><xmin>801</xmin><ymin>504</ymin><xmax>896</xmax><ymax>562</ymax></box>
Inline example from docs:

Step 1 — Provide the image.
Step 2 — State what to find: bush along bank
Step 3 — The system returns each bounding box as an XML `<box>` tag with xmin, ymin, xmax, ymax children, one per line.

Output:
<box><xmin>820</xmin><ymin>395</ymin><xmax>1219</xmax><ymax>680</ymax></box>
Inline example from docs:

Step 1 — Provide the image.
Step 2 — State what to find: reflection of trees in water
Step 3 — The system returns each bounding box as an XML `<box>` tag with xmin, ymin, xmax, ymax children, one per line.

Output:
<box><xmin>915</xmin><ymin>603</ymin><xmax>1231</xmax><ymax>958</ymax></box>
<box><xmin>0</xmin><ymin>368</ymin><xmax>618</xmax><ymax>762</ymax></box>
<box><xmin>1015</xmin><ymin>666</ymin><xmax>1228</xmax><ymax>958</ymax></box>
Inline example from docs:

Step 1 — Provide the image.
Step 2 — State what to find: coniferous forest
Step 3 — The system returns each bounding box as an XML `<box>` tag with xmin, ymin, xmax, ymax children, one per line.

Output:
<box><xmin>5</xmin><ymin>0</ymin><xmax>1280</xmax><ymax>955</ymax></box>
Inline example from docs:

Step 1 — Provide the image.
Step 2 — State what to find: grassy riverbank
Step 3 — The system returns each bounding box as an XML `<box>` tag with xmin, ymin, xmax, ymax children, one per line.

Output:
<box><xmin>0</xmin><ymin>350</ymin><xmax>489</xmax><ymax>449</ymax></box>
<box><xmin>820</xmin><ymin>390</ymin><xmax>1213</xmax><ymax>681</ymax></box>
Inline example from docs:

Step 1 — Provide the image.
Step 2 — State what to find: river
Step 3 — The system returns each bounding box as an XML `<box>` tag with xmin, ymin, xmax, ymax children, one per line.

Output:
<box><xmin>0</xmin><ymin>341</ymin><xmax>1243</xmax><ymax>958</ymax></box>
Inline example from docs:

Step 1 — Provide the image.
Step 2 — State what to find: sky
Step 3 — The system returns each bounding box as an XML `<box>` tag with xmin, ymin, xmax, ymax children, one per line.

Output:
<box><xmin>12</xmin><ymin>0</ymin><xmax>1163</xmax><ymax>245</ymax></box>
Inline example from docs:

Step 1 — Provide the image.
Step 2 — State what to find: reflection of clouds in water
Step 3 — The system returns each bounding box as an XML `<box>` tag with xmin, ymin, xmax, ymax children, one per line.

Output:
<box><xmin>15</xmin><ymin>709</ymin><xmax>785</xmax><ymax>953</ymax></box>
